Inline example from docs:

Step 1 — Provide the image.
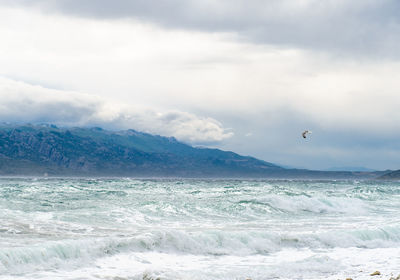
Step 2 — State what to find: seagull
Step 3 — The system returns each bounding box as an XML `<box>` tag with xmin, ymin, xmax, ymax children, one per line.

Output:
<box><xmin>302</xmin><ymin>130</ymin><xmax>312</xmax><ymax>139</ymax></box>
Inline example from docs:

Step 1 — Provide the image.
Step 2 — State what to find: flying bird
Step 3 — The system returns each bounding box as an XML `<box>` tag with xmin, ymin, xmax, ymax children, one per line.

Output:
<box><xmin>302</xmin><ymin>130</ymin><xmax>312</xmax><ymax>139</ymax></box>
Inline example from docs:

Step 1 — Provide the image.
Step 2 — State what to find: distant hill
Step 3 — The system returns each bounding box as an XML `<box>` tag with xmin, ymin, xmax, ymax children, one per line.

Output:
<box><xmin>378</xmin><ymin>170</ymin><xmax>400</xmax><ymax>180</ymax></box>
<box><xmin>0</xmin><ymin>124</ymin><xmax>387</xmax><ymax>178</ymax></box>
<box><xmin>324</xmin><ymin>166</ymin><xmax>376</xmax><ymax>172</ymax></box>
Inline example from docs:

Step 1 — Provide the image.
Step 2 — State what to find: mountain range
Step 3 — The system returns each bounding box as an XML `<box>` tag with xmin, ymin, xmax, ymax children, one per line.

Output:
<box><xmin>0</xmin><ymin>124</ymin><xmax>390</xmax><ymax>179</ymax></box>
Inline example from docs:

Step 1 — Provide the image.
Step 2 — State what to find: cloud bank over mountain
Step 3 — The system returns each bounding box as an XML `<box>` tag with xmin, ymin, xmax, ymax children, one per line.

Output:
<box><xmin>0</xmin><ymin>77</ymin><xmax>232</xmax><ymax>144</ymax></box>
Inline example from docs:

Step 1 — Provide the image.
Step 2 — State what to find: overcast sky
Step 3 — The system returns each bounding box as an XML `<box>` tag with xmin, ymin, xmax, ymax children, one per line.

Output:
<box><xmin>1</xmin><ymin>0</ymin><xmax>400</xmax><ymax>170</ymax></box>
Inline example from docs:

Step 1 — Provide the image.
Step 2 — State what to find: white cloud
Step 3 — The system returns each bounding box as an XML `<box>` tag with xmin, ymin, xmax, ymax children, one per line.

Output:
<box><xmin>0</xmin><ymin>77</ymin><xmax>233</xmax><ymax>144</ymax></box>
<box><xmin>1</xmin><ymin>5</ymin><xmax>398</xmax><ymax>134</ymax></box>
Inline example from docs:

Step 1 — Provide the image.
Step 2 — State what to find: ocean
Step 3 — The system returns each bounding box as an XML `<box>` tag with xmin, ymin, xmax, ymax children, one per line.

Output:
<box><xmin>0</xmin><ymin>178</ymin><xmax>399</xmax><ymax>280</ymax></box>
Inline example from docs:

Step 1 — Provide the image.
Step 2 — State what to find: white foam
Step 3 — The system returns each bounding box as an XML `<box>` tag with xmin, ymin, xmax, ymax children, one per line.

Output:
<box><xmin>3</xmin><ymin>247</ymin><xmax>399</xmax><ymax>280</ymax></box>
<box><xmin>3</xmin><ymin>224</ymin><xmax>400</xmax><ymax>276</ymax></box>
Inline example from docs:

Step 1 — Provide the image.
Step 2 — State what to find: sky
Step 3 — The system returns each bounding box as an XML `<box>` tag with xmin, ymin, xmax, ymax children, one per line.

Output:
<box><xmin>0</xmin><ymin>0</ymin><xmax>400</xmax><ymax>170</ymax></box>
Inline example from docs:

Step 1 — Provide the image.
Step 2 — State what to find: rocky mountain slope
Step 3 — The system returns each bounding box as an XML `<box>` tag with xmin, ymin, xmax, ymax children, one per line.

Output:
<box><xmin>0</xmin><ymin>124</ymin><xmax>282</xmax><ymax>176</ymax></box>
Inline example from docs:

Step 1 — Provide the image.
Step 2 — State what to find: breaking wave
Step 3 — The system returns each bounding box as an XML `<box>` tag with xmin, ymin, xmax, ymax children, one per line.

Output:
<box><xmin>2</xmin><ymin>225</ymin><xmax>400</xmax><ymax>274</ymax></box>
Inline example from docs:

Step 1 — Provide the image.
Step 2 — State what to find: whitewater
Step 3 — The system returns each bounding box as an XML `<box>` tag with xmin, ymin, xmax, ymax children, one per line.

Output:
<box><xmin>0</xmin><ymin>178</ymin><xmax>399</xmax><ymax>280</ymax></box>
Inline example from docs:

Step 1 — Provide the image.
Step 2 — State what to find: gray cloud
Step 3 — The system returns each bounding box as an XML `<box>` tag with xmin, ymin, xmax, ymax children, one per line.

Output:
<box><xmin>2</xmin><ymin>0</ymin><xmax>400</xmax><ymax>56</ymax></box>
<box><xmin>0</xmin><ymin>77</ymin><xmax>233</xmax><ymax>144</ymax></box>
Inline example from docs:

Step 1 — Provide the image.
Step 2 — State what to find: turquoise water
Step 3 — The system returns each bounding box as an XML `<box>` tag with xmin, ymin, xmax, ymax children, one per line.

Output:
<box><xmin>0</xmin><ymin>178</ymin><xmax>400</xmax><ymax>279</ymax></box>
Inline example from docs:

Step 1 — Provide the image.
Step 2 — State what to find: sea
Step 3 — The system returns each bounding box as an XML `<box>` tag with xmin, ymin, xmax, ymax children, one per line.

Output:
<box><xmin>0</xmin><ymin>178</ymin><xmax>399</xmax><ymax>280</ymax></box>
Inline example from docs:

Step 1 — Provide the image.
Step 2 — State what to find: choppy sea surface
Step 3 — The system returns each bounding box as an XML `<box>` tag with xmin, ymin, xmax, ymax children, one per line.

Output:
<box><xmin>1</xmin><ymin>178</ymin><xmax>400</xmax><ymax>280</ymax></box>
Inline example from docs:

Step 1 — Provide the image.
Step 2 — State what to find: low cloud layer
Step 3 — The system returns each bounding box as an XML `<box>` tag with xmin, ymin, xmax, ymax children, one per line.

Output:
<box><xmin>0</xmin><ymin>77</ymin><xmax>232</xmax><ymax>144</ymax></box>
<box><xmin>2</xmin><ymin>0</ymin><xmax>400</xmax><ymax>57</ymax></box>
